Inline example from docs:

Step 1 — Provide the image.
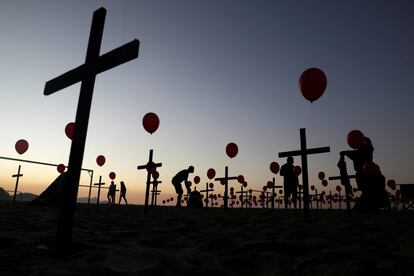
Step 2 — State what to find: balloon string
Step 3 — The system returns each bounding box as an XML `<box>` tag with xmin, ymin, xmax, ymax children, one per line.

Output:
<box><xmin>123</xmin><ymin>0</ymin><xmax>127</xmax><ymax>42</ymax></box>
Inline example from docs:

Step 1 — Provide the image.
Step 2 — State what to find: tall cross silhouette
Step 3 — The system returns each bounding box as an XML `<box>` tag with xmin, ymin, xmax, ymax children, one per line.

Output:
<box><xmin>279</xmin><ymin>128</ymin><xmax>330</xmax><ymax>221</ymax></box>
<box><xmin>12</xmin><ymin>165</ymin><xmax>23</xmax><ymax>205</ymax></box>
<box><xmin>44</xmin><ymin>7</ymin><xmax>139</xmax><ymax>255</ymax></box>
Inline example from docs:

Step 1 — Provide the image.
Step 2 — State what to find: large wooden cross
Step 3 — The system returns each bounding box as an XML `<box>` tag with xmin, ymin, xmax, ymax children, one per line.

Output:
<box><xmin>137</xmin><ymin>149</ymin><xmax>162</xmax><ymax>214</ymax></box>
<box><xmin>12</xmin><ymin>165</ymin><xmax>23</xmax><ymax>205</ymax></box>
<box><xmin>214</xmin><ymin>166</ymin><xmax>238</xmax><ymax>211</ymax></box>
<box><xmin>279</xmin><ymin>128</ymin><xmax>330</xmax><ymax>221</ymax></box>
<box><xmin>43</xmin><ymin>7</ymin><xmax>139</xmax><ymax>255</ymax></box>
<box><xmin>268</xmin><ymin>177</ymin><xmax>282</xmax><ymax>209</ymax></box>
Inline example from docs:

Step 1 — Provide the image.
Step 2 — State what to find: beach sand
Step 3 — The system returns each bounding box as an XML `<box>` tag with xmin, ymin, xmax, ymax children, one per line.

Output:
<box><xmin>0</xmin><ymin>203</ymin><xmax>413</xmax><ymax>275</ymax></box>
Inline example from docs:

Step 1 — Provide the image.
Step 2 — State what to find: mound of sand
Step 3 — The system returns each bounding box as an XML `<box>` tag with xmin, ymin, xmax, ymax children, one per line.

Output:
<box><xmin>0</xmin><ymin>205</ymin><xmax>413</xmax><ymax>275</ymax></box>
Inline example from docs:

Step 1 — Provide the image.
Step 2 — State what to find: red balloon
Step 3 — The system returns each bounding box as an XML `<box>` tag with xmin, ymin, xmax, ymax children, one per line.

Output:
<box><xmin>318</xmin><ymin>171</ymin><xmax>325</xmax><ymax>180</ymax></box>
<box><xmin>347</xmin><ymin>130</ymin><xmax>365</xmax><ymax>149</ymax></box>
<box><xmin>226</xmin><ymin>143</ymin><xmax>238</xmax><ymax>158</ymax></box>
<box><xmin>248</xmin><ymin>189</ymin><xmax>252</xmax><ymax>194</ymax></box>
<box><xmin>194</xmin><ymin>176</ymin><xmax>200</xmax><ymax>184</ymax></box>
<box><xmin>142</xmin><ymin>112</ymin><xmax>160</xmax><ymax>134</ymax></box>
<box><xmin>310</xmin><ymin>185</ymin><xmax>315</xmax><ymax>191</ymax></box>
<box><xmin>207</xmin><ymin>168</ymin><xmax>216</xmax><ymax>180</ymax></box>
<box><xmin>152</xmin><ymin>170</ymin><xmax>160</xmax><ymax>180</ymax></box>
<box><xmin>237</xmin><ymin>175</ymin><xmax>244</xmax><ymax>184</ymax></box>
<box><xmin>243</xmin><ymin>182</ymin><xmax>248</xmax><ymax>188</ymax></box>
<box><xmin>209</xmin><ymin>183</ymin><xmax>214</xmax><ymax>189</ymax></box>
<box><xmin>65</xmin><ymin>122</ymin><xmax>75</xmax><ymax>140</ymax></box>
<box><xmin>186</xmin><ymin>181</ymin><xmax>192</xmax><ymax>188</ymax></box>
<box><xmin>321</xmin><ymin>179</ymin><xmax>328</xmax><ymax>187</ymax></box>
<box><xmin>336</xmin><ymin>185</ymin><xmax>342</xmax><ymax>192</ymax></box>
<box><xmin>295</xmin><ymin>166</ymin><xmax>302</xmax><ymax>176</ymax></box>
<box><xmin>109</xmin><ymin>172</ymin><xmax>116</xmax><ymax>180</ymax></box>
<box><xmin>57</xmin><ymin>164</ymin><xmax>65</xmax><ymax>173</ymax></box>
<box><xmin>263</xmin><ymin>186</ymin><xmax>267</xmax><ymax>191</ymax></box>
<box><xmin>96</xmin><ymin>155</ymin><xmax>106</xmax><ymax>167</ymax></box>
<box><xmin>299</xmin><ymin>67</ymin><xmax>327</xmax><ymax>103</ymax></box>
<box><xmin>267</xmin><ymin>181</ymin><xmax>273</xmax><ymax>189</ymax></box>
<box><xmin>220</xmin><ymin>179</ymin><xmax>226</xmax><ymax>185</ymax></box>
<box><xmin>270</xmin><ymin>162</ymin><xmax>280</xmax><ymax>174</ymax></box>
<box><xmin>162</xmin><ymin>200</ymin><xmax>166</xmax><ymax>204</ymax></box>
<box><xmin>279</xmin><ymin>189</ymin><xmax>283</xmax><ymax>194</ymax></box>
<box><xmin>363</xmin><ymin>161</ymin><xmax>381</xmax><ymax>176</ymax></box>
<box><xmin>15</xmin><ymin>139</ymin><xmax>29</xmax><ymax>155</ymax></box>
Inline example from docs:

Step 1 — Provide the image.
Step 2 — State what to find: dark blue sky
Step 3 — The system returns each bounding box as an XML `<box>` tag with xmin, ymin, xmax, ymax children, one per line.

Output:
<box><xmin>0</xmin><ymin>0</ymin><xmax>413</xmax><ymax>203</ymax></box>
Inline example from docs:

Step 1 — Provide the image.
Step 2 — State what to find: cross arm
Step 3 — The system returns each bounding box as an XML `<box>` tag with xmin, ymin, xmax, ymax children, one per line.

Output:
<box><xmin>278</xmin><ymin>146</ymin><xmax>330</xmax><ymax>158</ymax></box>
<box><xmin>215</xmin><ymin>177</ymin><xmax>238</xmax><ymax>181</ymax></box>
<box><xmin>328</xmin><ymin>175</ymin><xmax>356</xmax><ymax>181</ymax></box>
<box><xmin>44</xmin><ymin>39</ymin><xmax>140</xmax><ymax>95</ymax></box>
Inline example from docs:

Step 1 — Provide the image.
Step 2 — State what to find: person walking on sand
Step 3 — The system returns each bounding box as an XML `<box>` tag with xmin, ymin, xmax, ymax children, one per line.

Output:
<box><xmin>118</xmin><ymin>181</ymin><xmax>128</xmax><ymax>205</ymax></box>
<box><xmin>280</xmin><ymin>156</ymin><xmax>298</xmax><ymax>209</ymax></box>
<box><xmin>108</xmin><ymin>181</ymin><xmax>116</xmax><ymax>205</ymax></box>
<box><xmin>171</xmin><ymin>166</ymin><xmax>194</xmax><ymax>207</ymax></box>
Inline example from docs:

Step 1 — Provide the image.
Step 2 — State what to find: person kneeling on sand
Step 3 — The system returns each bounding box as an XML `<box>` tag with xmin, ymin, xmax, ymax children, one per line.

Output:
<box><xmin>171</xmin><ymin>166</ymin><xmax>194</xmax><ymax>207</ymax></box>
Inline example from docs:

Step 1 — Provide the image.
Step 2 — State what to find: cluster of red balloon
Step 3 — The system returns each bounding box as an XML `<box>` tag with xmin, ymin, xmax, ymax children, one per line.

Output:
<box><xmin>318</xmin><ymin>171</ymin><xmax>328</xmax><ymax>187</ymax></box>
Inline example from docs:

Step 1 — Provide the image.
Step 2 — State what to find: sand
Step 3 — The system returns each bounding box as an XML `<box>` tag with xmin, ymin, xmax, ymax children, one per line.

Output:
<box><xmin>0</xmin><ymin>203</ymin><xmax>413</xmax><ymax>275</ymax></box>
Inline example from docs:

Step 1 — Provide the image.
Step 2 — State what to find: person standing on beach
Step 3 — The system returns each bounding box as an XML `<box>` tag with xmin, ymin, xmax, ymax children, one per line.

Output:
<box><xmin>171</xmin><ymin>166</ymin><xmax>194</xmax><ymax>207</ymax></box>
<box><xmin>280</xmin><ymin>156</ymin><xmax>298</xmax><ymax>209</ymax></box>
<box><xmin>118</xmin><ymin>181</ymin><xmax>128</xmax><ymax>205</ymax></box>
<box><xmin>108</xmin><ymin>181</ymin><xmax>116</xmax><ymax>205</ymax></box>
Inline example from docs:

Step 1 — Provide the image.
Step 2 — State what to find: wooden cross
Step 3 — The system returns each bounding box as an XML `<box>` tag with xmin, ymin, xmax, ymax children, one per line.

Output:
<box><xmin>93</xmin><ymin>176</ymin><xmax>105</xmax><ymax>206</ymax></box>
<box><xmin>235</xmin><ymin>187</ymin><xmax>248</xmax><ymax>209</ymax></box>
<box><xmin>214</xmin><ymin>166</ymin><xmax>238</xmax><ymax>211</ymax></box>
<box><xmin>268</xmin><ymin>177</ymin><xmax>282</xmax><ymax>209</ymax></box>
<box><xmin>44</xmin><ymin>7</ymin><xmax>139</xmax><ymax>255</ymax></box>
<box><xmin>150</xmin><ymin>179</ymin><xmax>162</xmax><ymax>208</ymax></box>
<box><xmin>328</xmin><ymin>157</ymin><xmax>356</xmax><ymax>212</ymax></box>
<box><xmin>279</xmin><ymin>128</ymin><xmax>330</xmax><ymax>220</ymax></box>
<box><xmin>310</xmin><ymin>189</ymin><xmax>325</xmax><ymax>209</ymax></box>
<box><xmin>137</xmin><ymin>149</ymin><xmax>162</xmax><ymax>214</ymax></box>
<box><xmin>200</xmin><ymin>182</ymin><xmax>214</xmax><ymax>208</ymax></box>
<box><xmin>12</xmin><ymin>165</ymin><xmax>23</xmax><ymax>205</ymax></box>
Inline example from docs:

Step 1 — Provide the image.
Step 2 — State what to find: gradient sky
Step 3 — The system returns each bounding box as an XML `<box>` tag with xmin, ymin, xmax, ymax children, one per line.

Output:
<box><xmin>0</xmin><ymin>0</ymin><xmax>413</xmax><ymax>204</ymax></box>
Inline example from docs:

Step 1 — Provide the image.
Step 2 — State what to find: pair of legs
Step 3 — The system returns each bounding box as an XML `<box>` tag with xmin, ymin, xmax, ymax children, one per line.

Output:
<box><xmin>119</xmin><ymin>193</ymin><xmax>128</xmax><ymax>205</ymax></box>
<box><xmin>173</xmin><ymin>181</ymin><xmax>183</xmax><ymax>207</ymax></box>
<box><xmin>284</xmin><ymin>186</ymin><xmax>297</xmax><ymax>209</ymax></box>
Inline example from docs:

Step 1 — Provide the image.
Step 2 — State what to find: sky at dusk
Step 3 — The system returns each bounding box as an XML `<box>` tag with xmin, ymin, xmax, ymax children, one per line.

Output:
<box><xmin>0</xmin><ymin>0</ymin><xmax>413</xmax><ymax>204</ymax></box>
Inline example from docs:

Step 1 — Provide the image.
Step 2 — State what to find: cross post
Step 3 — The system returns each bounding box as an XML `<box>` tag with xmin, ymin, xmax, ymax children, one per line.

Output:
<box><xmin>200</xmin><ymin>182</ymin><xmax>214</xmax><ymax>208</ymax></box>
<box><xmin>93</xmin><ymin>175</ymin><xmax>105</xmax><ymax>206</ymax></box>
<box><xmin>150</xmin><ymin>179</ymin><xmax>162</xmax><ymax>208</ymax></box>
<box><xmin>12</xmin><ymin>165</ymin><xmax>23</xmax><ymax>205</ymax></box>
<box><xmin>44</xmin><ymin>7</ymin><xmax>139</xmax><ymax>255</ymax></box>
<box><xmin>137</xmin><ymin>149</ymin><xmax>162</xmax><ymax>214</ymax></box>
<box><xmin>328</xmin><ymin>157</ymin><xmax>356</xmax><ymax>213</ymax></box>
<box><xmin>236</xmin><ymin>187</ymin><xmax>248</xmax><ymax>209</ymax></box>
<box><xmin>279</xmin><ymin>128</ymin><xmax>330</xmax><ymax>220</ymax></box>
<box><xmin>215</xmin><ymin>166</ymin><xmax>238</xmax><ymax>211</ymax></box>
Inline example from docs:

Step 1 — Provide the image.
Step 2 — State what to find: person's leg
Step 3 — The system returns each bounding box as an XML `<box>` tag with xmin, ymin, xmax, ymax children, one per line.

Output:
<box><xmin>292</xmin><ymin>190</ymin><xmax>297</xmax><ymax>209</ymax></box>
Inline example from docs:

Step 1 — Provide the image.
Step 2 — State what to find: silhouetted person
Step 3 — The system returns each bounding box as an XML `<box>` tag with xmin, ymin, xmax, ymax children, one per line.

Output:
<box><xmin>340</xmin><ymin>137</ymin><xmax>388</xmax><ymax>211</ymax></box>
<box><xmin>108</xmin><ymin>181</ymin><xmax>116</xmax><ymax>205</ymax></box>
<box><xmin>171</xmin><ymin>166</ymin><xmax>194</xmax><ymax>207</ymax></box>
<box><xmin>340</xmin><ymin>137</ymin><xmax>374</xmax><ymax>193</ymax></box>
<box><xmin>118</xmin><ymin>181</ymin><xmax>128</xmax><ymax>205</ymax></box>
<box><xmin>280</xmin><ymin>157</ymin><xmax>298</xmax><ymax>209</ymax></box>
